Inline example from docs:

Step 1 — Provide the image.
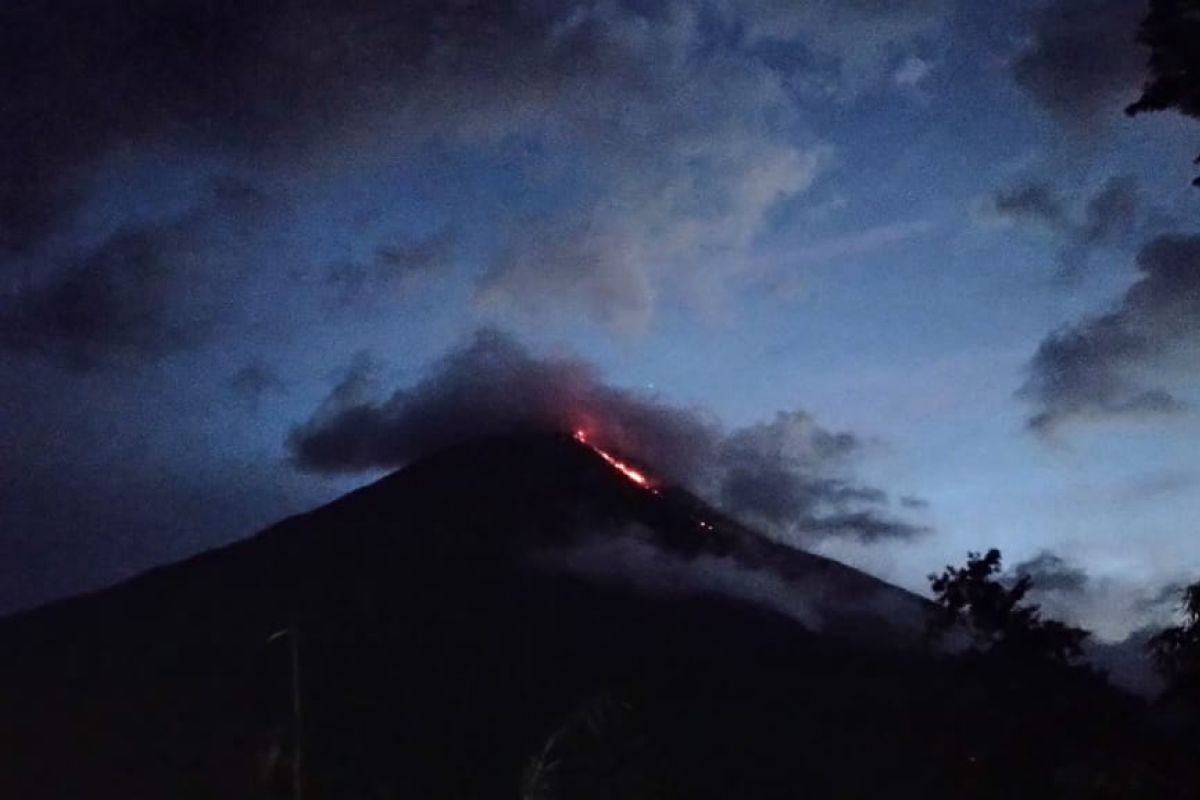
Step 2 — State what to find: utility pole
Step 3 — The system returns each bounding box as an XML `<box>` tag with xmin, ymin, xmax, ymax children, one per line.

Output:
<box><xmin>290</xmin><ymin>623</ymin><xmax>303</xmax><ymax>800</ymax></box>
<box><xmin>267</xmin><ymin>624</ymin><xmax>303</xmax><ymax>800</ymax></box>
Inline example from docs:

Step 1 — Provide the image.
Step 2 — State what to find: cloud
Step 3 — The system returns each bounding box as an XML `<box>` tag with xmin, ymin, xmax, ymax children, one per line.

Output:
<box><xmin>0</xmin><ymin>0</ymin><xmax>295</xmax><ymax>253</ymax></box>
<box><xmin>1000</xmin><ymin>551</ymin><xmax>1186</xmax><ymax>648</ymax></box>
<box><xmin>534</xmin><ymin>519</ymin><xmax>933</xmax><ymax>637</ymax></box>
<box><xmin>478</xmin><ymin>219</ymin><xmax>661</xmax><ymax>334</ymax></box>
<box><xmin>289</xmin><ymin>329</ymin><xmax>920</xmax><ymax>544</ymax></box>
<box><xmin>2</xmin><ymin>0</ymin><xmax>878</xmax><ymax>330</ymax></box>
<box><xmin>1080</xmin><ymin>175</ymin><xmax>1141</xmax><ymax>248</ymax></box>
<box><xmin>799</xmin><ymin>219</ymin><xmax>937</xmax><ymax>263</ymax></box>
<box><xmin>1010</xmin><ymin>0</ymin><xmax>1148</xmax><ymax>125</ymax></box>
<box><xmin>894</xmin><ymin>56</ymin><xmax>934</xmax><ymax>89</ymax></box>
<box><xmin>756</xmin><ymin>218</ymin><xmax>935</xmax><ymax>299</ymax></box>
<box><xmin>0</xmin><ymin>0</ymin><xmax>961</xmax><ymax>334</ymax></box>
<box><xmin>1012</xmin><ymin>550</ymin><xmax>1088</xmax><ymax>592</ymax></box>
<box><xmin>467</xmin><ymin>11</ymin><xmax>831</xmax><ymax>330</ymax></box>
<box><xmin>1019</xmin><ymin>233</ymin><xmax>1200</xmax><ymax>432</ymax></box>
<box><xmin>534</xmin><ymin>530</ymin><xmax>826</xmax><ymax>631</ymax></box>
<box><xmin>0</xmin><ymin>178</ymin><xmax>266</xmax><ymax>369</ymax></box>
<box><xmin>716</xmin><ymin>411</ymin><xmax>917</xmax><ymax>543</ymax></box>
<box><xmin>289</xmin><ymin>329</ymin><xmax>713</xmax><ymax>476</ymax></box>
<box><xmin>0</xmin><ymin>229</ymin><xmax>197</xmax><ymax>368</ymax></box>
<box><xmin>988</xmin><ymin>183</ymin><xmax>1070</xmax><ymax>232</ymax></box>
<box><xmin>1056</xmin><ymin>174</ymin><xmax>1144</xmax><ymax>279</ymax></box>
<box><xmin>726</xmin><ymin>0</ymin><xmax>950</xmax><ymax>92</ymax></box>
<box><xmin>983</xmin><ymin>175</ymin><xmax>1149</xmax><ymax>280</ymax></box>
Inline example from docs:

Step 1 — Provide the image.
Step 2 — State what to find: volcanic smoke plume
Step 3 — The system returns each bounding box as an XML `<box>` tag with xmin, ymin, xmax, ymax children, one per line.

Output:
<box><xmin>290</xmin><ymin>330</ymin><xmax>922</xmax><ymax>545</ymax></box>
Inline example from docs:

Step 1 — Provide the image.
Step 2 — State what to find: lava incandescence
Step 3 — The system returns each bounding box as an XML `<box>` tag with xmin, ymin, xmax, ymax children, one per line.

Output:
<box><xmin>573</xmin><ymin>429</ymin><xmax>651</xmax><ymax>488</ymax></box>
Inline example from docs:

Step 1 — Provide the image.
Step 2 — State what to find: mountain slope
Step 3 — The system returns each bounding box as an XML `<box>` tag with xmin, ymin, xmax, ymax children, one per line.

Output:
<box><xmin>0</xmin><ymin>433</ymin><xmax>1170</xmax><ymax>798</ymax></box>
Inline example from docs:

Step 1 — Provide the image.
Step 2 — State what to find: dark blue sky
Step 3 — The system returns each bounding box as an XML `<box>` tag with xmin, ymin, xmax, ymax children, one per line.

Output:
<box><xmin>1</xmin><ymin>0</ymin><xmax>1198</xmax><ymax>639</ymax></box>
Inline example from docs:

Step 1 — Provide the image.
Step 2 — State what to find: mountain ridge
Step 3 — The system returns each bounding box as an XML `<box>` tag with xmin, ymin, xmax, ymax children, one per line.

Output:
<box><xmin>1</xmin><ymin>431</ymin><xmax>929</xmax><ymax>639</ymax></box>
<box><xmin>2</xmin><ymin>431</ymin><xmax>1159</xmax><ymax>799</ymax></box>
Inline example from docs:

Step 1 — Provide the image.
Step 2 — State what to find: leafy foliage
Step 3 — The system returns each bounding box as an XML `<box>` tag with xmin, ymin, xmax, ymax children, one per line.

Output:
<box><xmin>1149</xmin><ymin>581</ymin><xmax>1200</xmax><ymax>698</ymax></box>
<box><xmin>928</xmin><ymin>549</ymin><xmax>1089</xmax><ymax>665</ymax></box>
<box><xmin>1126</xmin><ymin>0</ymin><xmax>1200</xmax><ymax>186</ymax></box>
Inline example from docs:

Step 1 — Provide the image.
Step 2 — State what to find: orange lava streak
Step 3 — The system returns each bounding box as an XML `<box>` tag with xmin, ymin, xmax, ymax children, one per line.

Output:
<box><xmin>573</xmin><ymin>429</ymin><xmax>650</xmax><ymax>487</ymax></box>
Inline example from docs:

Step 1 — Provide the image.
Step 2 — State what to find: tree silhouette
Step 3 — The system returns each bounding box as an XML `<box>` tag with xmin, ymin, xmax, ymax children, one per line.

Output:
<box><xmin>1126</xmin><ymin>0</ymin><xmax>1200</xmax><ymax>186</ymax></box>
<box><xmin>1149</xmin><ymin>580</ymin><xmax>1200</xmax><ymax>700</ymax></box>
<box><xmin>928</xmin><ymin>549</ymin><xmax>1089</xmax><ymax>666</ymax></box>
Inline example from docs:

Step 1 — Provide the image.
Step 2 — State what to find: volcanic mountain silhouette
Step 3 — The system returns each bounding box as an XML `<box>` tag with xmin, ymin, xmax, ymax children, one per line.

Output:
<box><xmin>0</xmin><ymin>433</ymin><xmax>1166</xmax><ymax>798</ymax></box>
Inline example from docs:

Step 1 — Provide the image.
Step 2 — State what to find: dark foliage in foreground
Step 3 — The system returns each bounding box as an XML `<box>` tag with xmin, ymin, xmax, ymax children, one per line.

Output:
<box><xmin>1127</xmin><ymin>0</ymin><xmax>1200</xmax><ymax>185</ymax></box>
<box><xmin>928</xmin><ymin>548</ymin><xmax>1090</xmax><ymax>666</ymax></box>
<box><xmin>1150</xmin><ymin>581</ymin><xmax>1200</xmax><ymax>704</ymax></box>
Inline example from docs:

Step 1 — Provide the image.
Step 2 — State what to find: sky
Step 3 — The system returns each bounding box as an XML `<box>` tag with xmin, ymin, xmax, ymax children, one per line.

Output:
<box><xmin>1</xmin><ymin>0</ymin><xmax>1198</xmax><ymax>641</ymax></box>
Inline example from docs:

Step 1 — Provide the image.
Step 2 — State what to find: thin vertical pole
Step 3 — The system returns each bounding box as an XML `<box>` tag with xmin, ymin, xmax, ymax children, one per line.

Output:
<box><xmin>291</xmin><ymin>623</ymin><xmax>303</xmax><ymax>800</ymax></box>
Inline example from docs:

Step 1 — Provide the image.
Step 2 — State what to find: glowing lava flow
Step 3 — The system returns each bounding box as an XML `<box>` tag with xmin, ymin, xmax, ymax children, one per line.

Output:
<box><xmin>573</xmin><ymin>430</ymin><xmax>651</xmax><ymax>488</ymax></box>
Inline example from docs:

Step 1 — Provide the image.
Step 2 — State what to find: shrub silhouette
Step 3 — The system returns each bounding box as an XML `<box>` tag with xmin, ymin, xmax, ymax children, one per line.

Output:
<box><xmin>928</xmin><ymin>548</ymin><xmax>1089</xmax><ymax>666</ymax></box>
<box><xmin>1127</xmin><ymin>0</ymin><xmax>1200</xmax><ymax>186</ymax></box>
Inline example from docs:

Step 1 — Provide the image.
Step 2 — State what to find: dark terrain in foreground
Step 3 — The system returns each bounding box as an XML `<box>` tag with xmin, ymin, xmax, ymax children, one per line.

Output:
<box><xmin>0</xmin><ymin>433</ymin><xmax>1190</xmax><ymax>798</ymax></box>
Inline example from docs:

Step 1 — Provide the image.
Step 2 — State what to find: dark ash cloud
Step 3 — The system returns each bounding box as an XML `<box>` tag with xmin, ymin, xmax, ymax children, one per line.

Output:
<box><xmin>1019</xmin><ymin>233</ymin><xmax>1200</xmax><ymax>432</ymax></box>
<box><xmin>289</xmin><ymin>329</ymin><xmax>717</xmax><ymax>478</ymax></box>
<box><xmin>1011</xmin><ymin>0</ymin><xmax>1148</xmax><ymax>125</ymax></box>
<box><xmin>289</xmin><ymin>330</ymin><xmax>921</xmax><ymax>544</ymax></box>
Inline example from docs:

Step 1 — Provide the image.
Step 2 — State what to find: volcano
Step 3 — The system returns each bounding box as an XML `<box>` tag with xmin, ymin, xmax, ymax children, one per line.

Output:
<box><xmin>0</xmin><ymin>433</ymin><xmax>1167</xmax><ymax>798</ymax></box>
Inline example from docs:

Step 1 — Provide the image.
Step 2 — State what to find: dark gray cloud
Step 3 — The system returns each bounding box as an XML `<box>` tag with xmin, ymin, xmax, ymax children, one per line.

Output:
<box><xmin>1081</xmin><ymin>175</ymin><xmax>1141</xmax><ymax>247</ymax></box>
<box><xmin>715</xmin><ymin>411</ymin><xmax>916</xmax><ymax>543</ymax></box>
<box><xmin>986</xmin><ymin>175</ymin><xmax>1148</xmax><ymax>280</ymax></box>
<box><xmin>1011</xmin><ymin>0</ymin><xmax>1148</xmax><ymax>125</ymax></box>
<box><xmin>0</xmin><ymin>179</ymin><xmax>266</xmax><ymax>369</ymax></box>
<box><xmin>1019</xmin><ymin>233</ymin><xmax>1200</xmax><ymax>432</ymax></box>
<box><xmin>289</xmin><ymin>329</ymin><xmax>921</xmax><ymax>544</ymax></box>
<box><xmin>990</xmin><ymin>183</ymin><xmax>1070</xmax><ymax>232</ymax></box>
<box><xmin>0</xmin><ymin>0</ymin><xmax>485</xmax><ymax>254</ymax></box>
<box><xmin>1012</xmin><ymin>550</ymin><xmax>1089</xmax><ymax>592</ymax></box>
<box><xmin>289</xmin><ymin>329</ymin><xmax>720</xmax><ymax>478</ymax></box>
